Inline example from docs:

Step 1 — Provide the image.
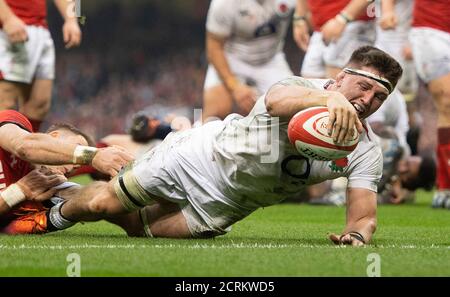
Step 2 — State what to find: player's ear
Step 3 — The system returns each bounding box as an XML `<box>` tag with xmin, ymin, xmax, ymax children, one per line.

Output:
<box><xmin>335</xmin><ymin>71</ymin><xmax>345</xmax><ymax>84</ymax></box>
<box><xmin>48</xmin><ymin>130</ymin><xmax>60</xmax><ymax>138</ymax></box>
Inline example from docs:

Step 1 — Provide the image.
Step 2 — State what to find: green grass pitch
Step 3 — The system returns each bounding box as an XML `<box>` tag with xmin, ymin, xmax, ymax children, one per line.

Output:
<box><xmin>0</xmin><ymin>176</ymin><xmax>449</xmax><ymax>276</ymax></box>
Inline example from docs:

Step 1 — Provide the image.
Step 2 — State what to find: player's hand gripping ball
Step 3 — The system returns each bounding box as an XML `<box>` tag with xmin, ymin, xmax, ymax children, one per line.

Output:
<box><xmin>288</xmin><ymin>107</ymin><xmax>359</xmax><ymax>161</ymax></box>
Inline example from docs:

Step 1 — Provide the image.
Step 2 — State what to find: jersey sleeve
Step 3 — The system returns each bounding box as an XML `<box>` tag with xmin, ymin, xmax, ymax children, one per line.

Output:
<box><xmin>206</xmin><ymin>0</ymin><xmax>234</xmax><ymax>37</ymax></box>
<box><xmin>347</xmin><ymin>143</ymin><xmax>383</xmax><ymax>193</ymax></box>
<box><xmin>0</xmin><ymin>110</ymin><xmax>33</xmax><ymax>132</ymax></box>
<box><xmin>275</xmin><ymin>76</ymin><xmax>317</xmax><ymax>89</ymax></box>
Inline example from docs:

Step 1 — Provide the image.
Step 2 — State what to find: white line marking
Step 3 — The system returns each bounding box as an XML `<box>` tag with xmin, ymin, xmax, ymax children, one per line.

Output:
<box><xmin>0</xmin><ymin>243</ymin><xmax>448</xmax><ymax>250</ymax></box>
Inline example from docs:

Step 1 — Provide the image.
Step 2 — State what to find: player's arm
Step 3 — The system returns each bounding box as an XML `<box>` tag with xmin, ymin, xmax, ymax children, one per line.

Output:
<box><xmin>0</xmin><ymin>124</ymin><xmax>133</xmax><ymax>176</ymax></box>
<box><xmin>205</xmin><ymin>0</ymin><xmax>256</xmax><ymax>113</ymax></box>
<box><xmin>292</xmin><ymin>0</ymin><xmax>311</xmax><ymax>51</ymax></box>
<box><xmin>53</xmin><ymin>0</ymin><xmax>81</xmax><ymax>48</ymax></box>
<box><xmin>379</xmin><ymin>0</ymin><xmax>397</xmax><ymax>30</ymax></box>
<box><xmin>329</xmin><ymin>188</ymin><xmax>377</xmax><ymax>246</ymax></box>
<box><xmin>206</xmin><ymin>32</ymin><xmax>256</xmax><ymax>113</ymax></box>
<box><xmin>265</xmin><ymin>79</ymin><xmax>363</xmax><ymax>142</ymax></box>
<box><xmin>0</xmin><ymin>0</ymin><xmax>28</xmax><ymax>43</ymax></box>
<box><xmin>0</xmin><ymin>167</ymin><xmax>66</xmax><ymax>215</ymax></box>
<box><xmin>321</xmin><ymin>0</ymin><xmax>373</xmax><ymax>44</ymax></box>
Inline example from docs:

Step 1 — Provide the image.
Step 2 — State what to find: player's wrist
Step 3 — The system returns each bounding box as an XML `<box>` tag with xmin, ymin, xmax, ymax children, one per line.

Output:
<box><xmin>335</xmin><ymin>11</ymin><xmax>353</xmax><ymax>25</ymax></box>
<box><xmin>224</xmin><ymin>76</ymin><xmax>240</xmax><ymax>92</ymax></box>
<box><xmin>73</xmin><ymin>145</ymin><xmax>98</xmax><ymax>165</ymax></box>
<box><xmin>64</xmin><ymin>17</ymin><xmax>78</xmax><ymax>25</ymax></box>
<box><xmin>293</xmin><ymin>13</ymin><xmax>308</xmax><ymax>27</ymax></box>
<box><xmin>0</xmin><ymin>183</ymin><xmax>26</xmax><ymax>208</ymax></box>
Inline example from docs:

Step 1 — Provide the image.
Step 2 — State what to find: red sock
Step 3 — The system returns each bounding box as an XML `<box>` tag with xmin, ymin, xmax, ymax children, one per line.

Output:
<box><xmin>436</xmin><ymin>128</ymin><xmax>450</xmax><ymax>190</ymax></box>
<box><xmin>28</xmin><ymin>118</ymin><xmax>42</xmax><ymax>132</ymax></box>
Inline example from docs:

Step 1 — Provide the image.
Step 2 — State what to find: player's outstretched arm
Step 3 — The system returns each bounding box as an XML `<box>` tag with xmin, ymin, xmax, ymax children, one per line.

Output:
<box><xmin>53</xmin><ymin>0</ymin><xmax>82</xmax><ymax>48</ymax></box>
<box><xmin>329</xmin><ymin>188</ymin><xmax>377</xmax><ymax>246</ymax></box>
<box><xmin>0</xmin><ymin>124</ymin><xmax>134</xmax><ymax>176</ymax></box>
<box><xmin>0</xmin><ymin>167</ymin><xmax>66</xmax><ymax>215</ymax></box>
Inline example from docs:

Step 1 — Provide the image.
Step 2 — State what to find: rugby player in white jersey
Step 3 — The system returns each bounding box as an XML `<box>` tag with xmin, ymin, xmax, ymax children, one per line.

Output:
<box><xmin>47</xmin><ymin>46</ymin><xmax>403</xmax><ymax>246</ymax></box>
<box><xmin>202</xmin><ymin>0</ymin><xmax>295</xmax><ymax>121</ymax></box>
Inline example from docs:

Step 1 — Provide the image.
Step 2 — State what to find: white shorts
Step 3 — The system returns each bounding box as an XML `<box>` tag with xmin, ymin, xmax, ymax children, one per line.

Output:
<box><xmin>203</xmin><ymin>52</ymin><xmax>293</xmax><ymax>95</ymax></box>
<box><xmin>113</xmin><ymin>123</ymin><xmax>243</xmax><ymax>238</ymax></box>
<box><xmin>409</xmin><ymin>27</ymin><xmax>450</xmax><ymax>83</ymax></box>
<box><xmin>301</xmin><ymin>21</ymin><xmax>376</xmax><ymax>77</ymax></box>
<box><xmin>0</xmin><ymin>25</ymin><xmax>55</xmax><ymax>84</ymax></box>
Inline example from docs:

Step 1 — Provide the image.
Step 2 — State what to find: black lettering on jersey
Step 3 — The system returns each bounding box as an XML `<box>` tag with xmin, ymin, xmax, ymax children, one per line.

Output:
<box><xmin>239</xmin><ymin>10</ymin><xmax>250</xmax><ymax>17</ymax></box>
<box><xmin>281</xmin><ymin>155</ymin><xmax>311</xmax><ymax>179</ymax></box>
<box><xmin>254</xmin><ymin>21</ymin><xmax>277</xmax><ymax>37</ymax></box>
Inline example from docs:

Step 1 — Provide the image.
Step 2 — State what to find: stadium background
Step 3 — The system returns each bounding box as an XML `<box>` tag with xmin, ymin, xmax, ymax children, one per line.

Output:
<box><xmin>1</xmin><ymin>0</ymin><xmax>448</xmax><ymax>278</ymax></box>
<box><xmin>45</xmin><ymin>0</ymin><xmax>304</xmax><ymax>139</ymax></box>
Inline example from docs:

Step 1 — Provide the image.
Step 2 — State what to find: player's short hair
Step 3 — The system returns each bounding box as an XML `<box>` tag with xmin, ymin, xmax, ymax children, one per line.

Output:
<box><xmin>346</xmin><ymin>46</ymin><xmax>403</xmax><ymax>90</ymax></box>
<box><xmin>402</xmin><ymin>154</ymin><xmax>436</xmax><ymax>191</ymax></box>
<box><xmin>128</xmin><ymin>113</ymin><xmax>151</xmax><ymax>143</ymax></box>
<box><xmin>46</xmin><ymin>123</ymin><xmax>95</xmax><ymax>147</ymax></box>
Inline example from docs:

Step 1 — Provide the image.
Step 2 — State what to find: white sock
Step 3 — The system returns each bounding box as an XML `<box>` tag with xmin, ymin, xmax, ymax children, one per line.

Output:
<box><xmin>48</xmin><ymin>202</ymin><xmax>76</xmax><ymax>230</ymax></box>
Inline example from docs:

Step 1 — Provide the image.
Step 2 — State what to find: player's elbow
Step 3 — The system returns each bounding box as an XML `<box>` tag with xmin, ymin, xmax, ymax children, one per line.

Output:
<box><xmin>15</xmin><ymin>136</ymin><xmax>37</xmax><ymax>162</ymax></box>
<box><xmin>265</xmin><ymin>85</ymin><xmax>283</xmax><ymax>117</ymax></box>
<box><xmin>15</xmin><ymin>133</ymin><xmax>49</xmax><ymax>162</ymax></box>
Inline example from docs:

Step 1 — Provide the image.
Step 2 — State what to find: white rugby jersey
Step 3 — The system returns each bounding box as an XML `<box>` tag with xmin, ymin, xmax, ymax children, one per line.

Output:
<box><xmin>367</xmin><ymin>89</ymin><xmax>410</xmax><ymax>154</ymax></box>
<box><xmin>133</xmin><ymin>76</ymin><xmax>383</xmax><ymax>231</ymax></box>
<box><xmin>206</xmin><ymin>0</ymin><xmax>295</xmax><ymax>65</ymax></box>
<box><xmin>208</xmin><ymin>76</ymin><xmax>383</xmax><ymax>210</ymax></box>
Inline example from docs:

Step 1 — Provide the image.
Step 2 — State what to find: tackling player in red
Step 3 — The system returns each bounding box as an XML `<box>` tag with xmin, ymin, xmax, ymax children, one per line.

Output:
<box><xmin>0</xmin><ymin>110</ymin><xmax>133</xmax><ymax>234</ymax></box>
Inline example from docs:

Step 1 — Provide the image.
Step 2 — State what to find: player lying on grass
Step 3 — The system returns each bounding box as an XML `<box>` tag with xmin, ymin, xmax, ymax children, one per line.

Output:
<box><xmin>48</xmin><ymin>46</ymin><xmax>402</xmax><ymax>246</ymax></box>
<box><xmin>0</xmin><ymin>110</ymin><xmax>133</xmax><ymax>234</ymax></box>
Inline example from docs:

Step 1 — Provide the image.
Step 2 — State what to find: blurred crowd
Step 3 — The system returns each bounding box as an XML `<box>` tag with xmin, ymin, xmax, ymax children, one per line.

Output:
<box><xmin>45</xmin><ymin>1</ymin><xmax>209</xmax><ymax>139</ymax></box>
<box><xmin>48</xmin><ymin>48</ymin><xmax>205</xmax><ymax>139</ymax></box>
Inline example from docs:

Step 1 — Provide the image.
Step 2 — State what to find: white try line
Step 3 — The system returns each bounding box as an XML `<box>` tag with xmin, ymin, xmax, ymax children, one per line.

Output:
<box><xmin>0</xmin><ymin>242</ymin><xmax>449</xmax><ymax>250</ymax></box>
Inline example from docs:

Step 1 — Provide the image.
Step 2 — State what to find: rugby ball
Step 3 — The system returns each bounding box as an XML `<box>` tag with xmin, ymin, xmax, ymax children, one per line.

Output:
<box><xmin>288</xmin><ymin>107</ymin><xmax>359</xmax><ymax>161</ymax></box>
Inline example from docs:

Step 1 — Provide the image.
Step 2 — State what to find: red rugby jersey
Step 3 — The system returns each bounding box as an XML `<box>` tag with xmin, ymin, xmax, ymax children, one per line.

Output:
<box><xmin>412</xmin><ymin>0</ymin><xmax>450</xmax><ymax>33</ymax></box>
<box><xmin>3</xmin><ymin>0</ymin><xmax>47</xmax><ymax>28</ymax></box>
<box><xmin>307</xmin><ymin>0</ymin><xmax>374</xmax><ymax>32</ymax></box>
<box><xmin>0</xmin><ymin>110</ymin><xmax>40</xmax><ymax>223</ymax></box>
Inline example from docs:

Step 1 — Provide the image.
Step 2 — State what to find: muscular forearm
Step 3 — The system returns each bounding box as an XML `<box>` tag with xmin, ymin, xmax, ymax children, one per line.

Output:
<box><xmin>265</xmin><ymin>84</ymin><xmax>334</xmax><ymax>119</ymax></box>
<box><xmin>295</xmin><ymin>0</ymin><xmax>309</xmax><ymax>17</ymax></box>
<box><xmin>53</xmin><ymin>0</ymin><xmax>77</xmax><ymax>21</ymax></box>
<box><xmin>15</xmin><ymin>133</ymin><xmax>78</xmax><ymax>165</ymax></box>
<box><xmin>381</xmin><ymin>0</ymin><xmax>396</xmax><ymax>14</ymax></box>
<box><xmin>206</xmin><ymin>32</ymin><xmax>238</xmax><ymax>91</ymax></box>
<box><xmin>342</xmin><ymin>0</ymin><xmax>372</xmax><ymax>20</ymax></box>
<box><xmin>0</xmin><ymin>0</ymin><xmax>15</xmax><ymax>23</ymax></box>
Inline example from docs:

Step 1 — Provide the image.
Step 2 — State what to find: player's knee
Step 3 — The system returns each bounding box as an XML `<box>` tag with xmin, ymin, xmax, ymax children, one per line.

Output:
<box><xmin>0</xmin><ymin>85</ymin><xmax>19</xmax><ymax>109</ymax></box>
<box><xmin>26</xmin><ymin>95</ymin><xmax>51</xmax><ymax>116</ymax></box>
